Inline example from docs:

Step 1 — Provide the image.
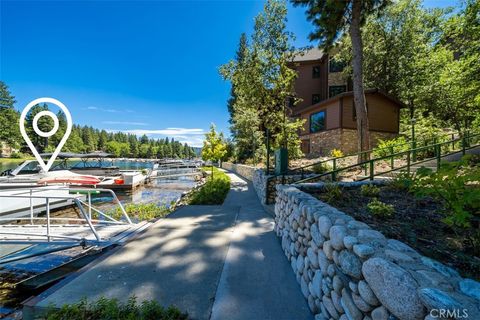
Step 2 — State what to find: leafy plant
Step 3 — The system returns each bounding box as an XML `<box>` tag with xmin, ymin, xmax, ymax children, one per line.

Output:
<box><xmin>367</xmin><ymin>198</ymin><xmax>395</xmax><ymax>217</ymax></box>
<box><xmin>372</xmin><ymin>136</ymin><xmax>410</xmax><ymax>158</ymax></box>
<box><xmin>412</xmin><ymin>156</ymin><xmax>480</xmax><ymax>231</ymax></box>
<box><xmin>360</xmin><ymin>184</ymin><xmax>380</xmax><ymax>197</ymax></box>
<box><xmin>189</xmin><ymin>169</ymin><xmax>230</xmax><ymax>205</ymax></box>
<box><xmin>330</xmin><ymin>149</ymin><xmax>344</xmax><ymax>158</ymax></box>
<box><xmin>42</xmin><ymin>296</ymin><xmax>188</xmax><ymax>320</ymax></box>
<box><xmin>312</xmin><ymin>162</ymin><xmax>332</xmax><ymax>174</ymax></box>
<box><xmin>322</xmin><ymin>183</ymin><xmax>343</xmax><ymax>203</ymax></box>
<box><xmin>390</xmin><ymin>170</ymin><xmax>417</xmax><ymax>191</ymax></box>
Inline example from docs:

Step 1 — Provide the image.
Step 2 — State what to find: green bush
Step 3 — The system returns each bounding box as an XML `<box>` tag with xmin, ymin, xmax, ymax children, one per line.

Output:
<box><xmin>9</xmin><ymin>152</ymin><xmax>24</xmax><ymax>159</ymax></box>
<box><xmin>322</xmin><ymin>183</ymin><xmax>343</xmax><ymax>203</ymax></box>
<box><xmin>412</xmin><ymin>156</ymin><xmax>480</xmax><ymax>233</ymax></box>
<box><xmin>360</xmin><ymin>184</ymin><xmax>380</xmax><ymax>197</ymax></box>
<box><xmin>189</xmin><ymin>169</ymin><xmax>230</xmax><ymax>205</ymax></box>
<box><xmin>390</xmin><ymin>171</ymin><xmax>417</xmax><ymax>191</ymax></box>
<box><xmin>312</xmin><ymin>162</ymin><xmax>332</xmax><ymax>174</ymax></box>
<box><xmin>367</xmin><ymin>199</ymin><xmax>395</xmax><ymax>217</ymax></box>
<box><xmin>372</xmin><ymin>136</ymin><xmax>409</xmax><ymax>158</ymax></box>
<box><xmin>42</xmin><ymin>296</ymin><xmax>188</xmax><ymax>320</ymax></box>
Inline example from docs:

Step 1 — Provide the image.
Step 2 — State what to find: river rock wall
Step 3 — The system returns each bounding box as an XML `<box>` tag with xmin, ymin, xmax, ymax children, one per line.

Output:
<box><xmin>274</xmin><ymin>183</ymin><xmax>480</xmax><ymax>320</ymax></box>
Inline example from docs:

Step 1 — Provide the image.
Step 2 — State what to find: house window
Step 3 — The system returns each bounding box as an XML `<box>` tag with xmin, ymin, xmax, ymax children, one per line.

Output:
<box><xmin>329</xmin><ymin>58</ymin><xmax>345</xmax><ymax>73</ymax></box>
<box><xmin>329</xmin><ymin>85</ymin><xmax>346</xmax><ymax>98</ymax></box>
<box><xmin>310</xmin><ymin>111</ymin><xmax>326</xmax><ymax>133</ymax></box>
<box><xmin>312</xmin><ymin>94</ymin><xmax>321</xmax><ymax>104</ymax></box>
<box><xmin>312</xmin><ymin>66</ymin><xmax>321</xmax><ymax>78</ymax></box>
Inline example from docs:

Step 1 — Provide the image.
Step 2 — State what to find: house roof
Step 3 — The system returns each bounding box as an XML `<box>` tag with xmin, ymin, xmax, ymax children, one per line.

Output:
<box><xmin>292</xmin><ymin>48</ymin><xmax>325</xmax><ymax>62</ymax></box>
<box><xmin>292</xmin><ymin>89</ymin><xmax>405</xmax><ymax>116</ymax></box>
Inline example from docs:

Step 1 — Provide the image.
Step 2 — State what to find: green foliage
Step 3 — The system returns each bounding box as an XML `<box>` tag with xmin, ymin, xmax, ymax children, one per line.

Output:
<box><xmin>189</xmin><ymin>169</ymin><xmax>230</xmax><ymax>205</ymax></box>
<box><xmin>412</xmin><ymin>157</ymin><xmax>480</xmax><ymax>228</ymax></box>
<box><xmin>42</xmin><ymin>296</ymin><xmax>188</xmax><ymax>320</ymax></box>
<box><xmin>410</xmin><ymin>156</ymin><xmax>480</xmax><ymax>252</ymax></box>
<box><xmin>108</xmin><ymin>203</ymin><xmax>170</xmax><ymax>221</ymax></box>
<box><xmin>202</xmin><ymin>124</ymin><xmax>227</xmax><ymax>165</ymax></box>
<box><xmin>9</xmin><ymin>152</ymin><xmax>25</xmax><ymax>159</ymax></box>
<box><xmin>220</xmin><ymin>0</ymin><xmax>303</xmax><ymax>162</ymax></box>
<box><xmin>390</xmin><ymin>171</ymin><xmax>417</xmax><ymax>191</ymax></box>
<box><xmin>329</xmin><ymin>149</ymin><xmax>344</xmax><ymax>158</ymax></box>
<box><xmin>0</xmin><ymin>81</ymin><xmax>21</xmax><ymax>149</ymax></box>
<box><xmin>372</xmin><ymin>136</ymin><xmax>409</xmax><ymax>158</ymax></box>
<box><xmin>360</xmin><ymin>184</ymin><xmax>380</xmax><ymax>197</ymax></box>
<box><xmin>322</xmin><ymin>183</ymin><xmax>342</xmax><ymax>203</ymax></box>
<box><xmin>367</xmin><ymin>198</ymin><xmax>395</xmax><ymax>217</ymax></box>
<box><xmin>312</xmin><ymin>162</ymin><xmax>332</xmax><ymax>174</ymax></box>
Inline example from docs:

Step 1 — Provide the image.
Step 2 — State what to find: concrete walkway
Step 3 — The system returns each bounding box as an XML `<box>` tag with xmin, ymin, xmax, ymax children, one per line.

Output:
<box><xmin>27</xmin><ymin>171</ymin><xmax>312</xmax><ymax>320</ymax></box>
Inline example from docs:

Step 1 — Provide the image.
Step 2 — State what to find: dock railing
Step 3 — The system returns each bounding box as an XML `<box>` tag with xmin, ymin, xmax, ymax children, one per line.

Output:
<box><xmin>0</xmin><ymin>187</ymin><xmax>132</xmax><ymax>244</ymax></box>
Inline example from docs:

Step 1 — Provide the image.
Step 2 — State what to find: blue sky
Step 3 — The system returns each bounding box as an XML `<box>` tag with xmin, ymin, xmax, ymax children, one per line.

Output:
<box><xmin>0</xmin><ymin>0</ymin><xmax>458</xmax><ymax>147</ymax></box>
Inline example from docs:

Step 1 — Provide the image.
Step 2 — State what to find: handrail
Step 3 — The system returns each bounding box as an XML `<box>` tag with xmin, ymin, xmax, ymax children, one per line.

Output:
<box><xmin>0</xmin><ymin>187</ymin><xmax>132</xmax><ymax>243</ymax></box>
<box><xmin>293</xmin><ymin>132</ymin><xmax>480</xmax><ymax>184</ymax></box>
<box><xmin>275</xmin><ymin>130</ymin><xmax>477</xmax><ymax>177</ymax></box>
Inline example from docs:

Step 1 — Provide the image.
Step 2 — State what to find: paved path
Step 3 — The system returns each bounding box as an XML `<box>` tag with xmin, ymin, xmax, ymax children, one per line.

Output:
<box><xmin>28</xmin><ymin>171</ymin><xmax>312</xmax><ymax>320</ymax></box>
<box><xmin>210</xmin><ymin>172</ymin><xmax>312</xmax><ymax>320</ymax></box>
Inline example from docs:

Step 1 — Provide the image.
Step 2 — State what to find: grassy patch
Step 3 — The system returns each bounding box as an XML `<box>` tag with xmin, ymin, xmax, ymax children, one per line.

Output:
<box><xmin>105</xmin><ymin>203</ymin><xmax>170</xmax><ymax>222</ymax></box>
<box><xmin>188</xmin><ymin>166</ymin><xmax>230</xmax><ymax>205</ymax></box>
<box><xmin>42</xmin><ymin>296</ymin><xmax>188</xmax><ymax>320</ymax></box>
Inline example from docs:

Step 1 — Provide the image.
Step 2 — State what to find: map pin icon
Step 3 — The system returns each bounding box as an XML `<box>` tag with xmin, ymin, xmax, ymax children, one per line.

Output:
<box><xmin>19</xmin><ymin>97</ymin><xmax>72</xmax><ymax>173</ymax></box>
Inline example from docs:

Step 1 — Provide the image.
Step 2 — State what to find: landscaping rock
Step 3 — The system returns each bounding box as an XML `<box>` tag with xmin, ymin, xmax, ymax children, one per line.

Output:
<box><xmin>459</xmin><ymin>278</ymin><xmax>480</xmax><ymax>301</ymax></box>
<box><xmin>318</xmin><ymin>251</ymin><xmax>329</xmax><ymax>275</ymax></box>
<box><xmin>353</xmin><ymin>244</ymin><xmax>375</xmax><ymax>259</ymax></box>
<box><xmin>371</xmin><ymin>306</ymin><xmax>389</xmax><ymax>320</ymax></box>
<box><xmin>343</xmin><ymin>236</ymin><xmax>358</xmax><ymax>250</ymax></box>
<box><xmin>311</xmin><ymin>224</ymin><xmax>324</xmax><ymax>246</ymax></box>
<box><xmin>358</xmin><ymin>280</ymin><xmax>379</xmax><ymax>306</ymax></box>
<box><xmin>362</xmin><ymin>258</ymin><xmax>425</xmax><ymax>320</ymax></box>
<box><xmin>420</xmin><ymin>257</ymin><xmax>460</xmax><ymax>279</ymax></box>
<box><xmin>385</xmin><ymin>249</ymin><xmax>414</xmax><ymax>263</ymax></box>
<box><xmin>323</xmin><ymin>296</ymin><xmax>340</xmax><ymax>319</ymax></box>
<box><xmin>341</xmin><ymin>288</ymin><xmax>363</xmax><ymax>320</ymax></box>
<box><xmin>331</xmin><ymin>291</ymin><xmax>345</xmax><ymax>314</ymax></box>
<box><xmin>338</xmin><ymin>250</ymin><xmax>362</xmax><ymax>279</ymax></box>
<box><xmin>308</xmin><ymin>247</ymin><xmax>319</xmax><ymax>268</ymax></box>
<box><xmin>297</xmin><ymin>255</ymin><xmax>305</xmax><ymax>274</ymax></box>
<box><xmin>330</xmin><ymin>226</ymin><xmax>347</xmax><ymax>250</ymax></box>
<box><xmin>312</xmin><ymin>270</ymin><xmax>323</xmax><ymax>298</ymax></box>
<box><xmin>333</xmin><ymin>275</ymin><xmax>343</xmax><ymax>293</ymax></box>
<box><xmin>319</xmin><ymin>216</ymin><xmax>332</xmax><ymax>237</ymax></box>
<box><xmin>300</xmin><ymin>276</ymin><xmax>309</xmax><ymax>299</ymax></box>
<box><xmin>418</xmin><ymin>288</ymin><xmax>462</xmax><ymax>311</ymax></box>
<box><xmin>324</xmin><ymin>240</ymin><xmax>334</xmax><ymax>260</ymax></box>
<box><xmin>352</xmin><ymin>293</ymin><xmax>372</xmax><ymax>312</ymax></box>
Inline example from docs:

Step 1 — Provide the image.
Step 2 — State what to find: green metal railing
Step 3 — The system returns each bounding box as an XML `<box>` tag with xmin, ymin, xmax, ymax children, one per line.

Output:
<box><xmin>293</xmin><ymin>132</ymin><xmax>480</xmax><ymax>184</ymax></box>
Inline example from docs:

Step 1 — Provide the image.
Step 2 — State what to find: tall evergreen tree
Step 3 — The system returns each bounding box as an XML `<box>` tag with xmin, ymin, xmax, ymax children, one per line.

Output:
<box><xmin>227</xmin><ymin>33</ymin><xmax>248</xmax><ymax>125</ymax></box>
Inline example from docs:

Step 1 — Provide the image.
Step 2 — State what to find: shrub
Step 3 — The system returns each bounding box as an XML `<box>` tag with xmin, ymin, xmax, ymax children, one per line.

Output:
<box><xmin>329</xmin><ymin>149</ymin><xmax>344</xmax><ymax>158</ymax></box>
<box><xmin>390</xmin><ymin>171</ymin><xmax>417</xmax><ymax>191</ymax></box>
<box><xmin>372</xmin><ymin>136</ymin><xmax>409</xmax><ymax>158</ymax></box>
<box><xmin>9</xmin><ymin>152</ymin><xmax>24</xmax><ymax>159</ymax></box>
<box><xmin>42</xmin><ymin>296</ymin><xmax>188</xmax><ymax>320</ymax></box>
<box><xmin>322</xmin><ymin>183</ymin><xmax>342</xmax><ymax>203</ymax></box>
<box><xmin>412</xmin><ymin>156</ymin><xmax>480</xmax><ymax>252</ymax></box>
<box><xmin>360</xmin><ymin>184</ymin><xmax>380</xmax><ymax>197</ymax></box>
<box><xmin>189</xmin><ymin>169</ymin><xmax>230</xmax><ymax>205</ymax></box>
<box><xmin>367</xmin><ymin>199</ymin><xmax>395</xmax><ymax>217</ymax></box>
<box><xmin>312</xmin><ymin>162</ymin><xmax>332</xmax><ymax>174</ymax></box>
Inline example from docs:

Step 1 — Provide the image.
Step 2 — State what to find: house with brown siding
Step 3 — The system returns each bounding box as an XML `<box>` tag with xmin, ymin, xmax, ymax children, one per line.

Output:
<box><xmin>290</xmin><ymin>49</ymin><xmax>403</xmax><ymax>155</ymax></box>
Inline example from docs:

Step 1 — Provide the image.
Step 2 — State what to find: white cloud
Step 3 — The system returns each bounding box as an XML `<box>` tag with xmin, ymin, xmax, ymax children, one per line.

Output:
<box><xmin>85</xmin><ymin>106</ymin><xmax>134</xmax><ymax>113</ymax></box>
<box><xmin>102</xmin><ymin>121</ymin><xmax>149</xmax><ymax>126</ymax></box>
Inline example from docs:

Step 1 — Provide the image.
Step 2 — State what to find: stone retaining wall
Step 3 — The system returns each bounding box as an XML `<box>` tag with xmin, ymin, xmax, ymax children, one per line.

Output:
<box><xmin>274</xmin><ymin>182</ymin><xmax>480</xmax><ymax>320</ymax></box>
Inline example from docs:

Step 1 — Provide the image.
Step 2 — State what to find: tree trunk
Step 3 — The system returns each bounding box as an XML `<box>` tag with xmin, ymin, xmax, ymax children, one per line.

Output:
<box><xmin>350</xmin><ymin>0</ymin><xmax>370</xmax><ymax>162</ymax></box>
